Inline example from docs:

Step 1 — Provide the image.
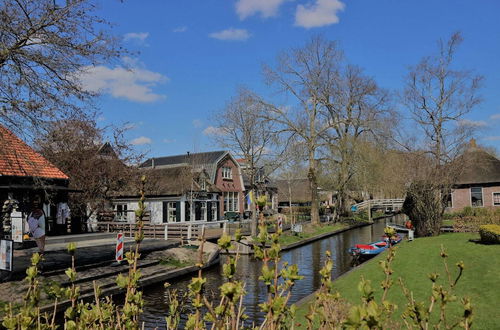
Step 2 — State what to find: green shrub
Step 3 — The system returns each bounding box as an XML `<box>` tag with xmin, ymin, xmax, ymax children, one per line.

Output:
<box><xmin>479</xmin><ymin>224</ymin><xmax>500</xmax><ymax>244</ymax></box>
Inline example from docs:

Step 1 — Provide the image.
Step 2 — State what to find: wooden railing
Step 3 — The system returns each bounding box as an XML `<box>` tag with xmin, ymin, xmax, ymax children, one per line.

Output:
<box><xmin>351</xmin><ymin>198</ymin><xmax>405</xmax><ymax>211</ymax></box>
<box><xmin>96</xmin><ymin>220</ymin><xmax>252</xmax><ymax>241</ymax></box>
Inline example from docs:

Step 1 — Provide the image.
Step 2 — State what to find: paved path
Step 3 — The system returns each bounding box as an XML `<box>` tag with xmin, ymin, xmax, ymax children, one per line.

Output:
<box><xmin>2</xmin><ymin>237</ymin><xmax>179</xmax><ymax>282</ymax></box>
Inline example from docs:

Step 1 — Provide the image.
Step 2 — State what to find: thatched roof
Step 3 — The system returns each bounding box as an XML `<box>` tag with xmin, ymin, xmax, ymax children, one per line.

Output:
<box><xmin>115</xmin><ymin>166</ymin><xmax>219</xmax><ymax>197</ymax></box>
<box><xmin>455</xmin><ymin>147</ymin><xmax>500</xmax><ymax>185</ymax></box>
<box><xmin>276</xmin><ymin>179</ymin><xmax>313</xmax><ymax>203</ymax></box>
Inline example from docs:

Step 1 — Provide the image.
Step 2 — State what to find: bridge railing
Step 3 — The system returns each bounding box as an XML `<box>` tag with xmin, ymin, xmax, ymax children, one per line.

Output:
<box><xmin>352</xmin><ymin>198</ymin><xmax>405</xmax><ymax>211</ymax></box>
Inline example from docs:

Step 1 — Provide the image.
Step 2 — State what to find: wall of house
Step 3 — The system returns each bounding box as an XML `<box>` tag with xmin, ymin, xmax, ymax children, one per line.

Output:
<box><xmin>450</xmin><ymin>185</ymin><xmax>500</xmax><ymax>211</ymax></box>
<box><xmin>215</xmin><ymin>157</ymin><xmax>245</xmax><ymax>216</ymax></box>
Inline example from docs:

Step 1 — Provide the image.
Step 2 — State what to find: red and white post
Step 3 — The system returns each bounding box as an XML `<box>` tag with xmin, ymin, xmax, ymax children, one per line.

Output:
<box><xmin>116</xmin><ymin>232</ymin><xmax>124</xmax><ymax>262</ymax></box>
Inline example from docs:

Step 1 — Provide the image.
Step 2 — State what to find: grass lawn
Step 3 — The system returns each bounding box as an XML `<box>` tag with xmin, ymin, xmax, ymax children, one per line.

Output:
<box><xmin>279</xmin><ymin>223</ymin><xmax>349</xmax><ymax>245</ymax></box>
<box><xmin>295</xmin><ymin>233</ymin><xmax>500</xmax><ymax>329</ymax></box>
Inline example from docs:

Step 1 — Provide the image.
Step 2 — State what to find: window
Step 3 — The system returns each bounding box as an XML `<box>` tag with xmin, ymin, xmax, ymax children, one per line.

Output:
<box><xmin>471</xmin><ymin>187</ymin><xmax>483</xmax><ymax>207</ymax></box>
<box><xmin>224</xmin><ymin>192</ymin><xmax>239</xmax><ymax>212</ymax></box>
<box><xmin>445</xmin><ymin>193</ymin><xmax>453</xmax><ymax>208</ymax></box>
<box><xmin>200</xmin><ymin>202</ymin><xmax>207</xmax><ymax>221</ymax></box>
<box><xmin>211</xmin><ymin>202</ymin><xmax>218</xmax><ymax>221</ymax></box>
<box><xmin>116</xmin><ymin>204</ymin><xmax>127</xmax><ymax>221</ymax></box>
<box><xmin>200</xmin><ymin>180</ymin><xmax>206</xmax><ymax>191</ymax></box>
<box><xmin>167</xmin><ymin>202</ymin><xmax>177</xmax><ymax>222</ymax></box>
<box><xmin>222</xmin><ymin>167</ymin><xmax>232</xmax><ymax>179</ymax></box>
<box><xmin>493</xmin><ymin>192</ymin><xmax>500</xmax><ymax>206</ymax></box>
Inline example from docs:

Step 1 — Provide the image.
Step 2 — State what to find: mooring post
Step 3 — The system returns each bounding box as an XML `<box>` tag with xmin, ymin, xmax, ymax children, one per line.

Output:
<box><xmin>368</xmin><ymin>200</ymin><xmax>372</xmax><ymax>222</ymax></box>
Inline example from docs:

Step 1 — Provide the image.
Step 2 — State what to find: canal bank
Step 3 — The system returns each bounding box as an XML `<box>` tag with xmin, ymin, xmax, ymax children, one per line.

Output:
<box><xmin>140</xmin><ymin>214</ymin><xmax>406</xmax><ymax>328</ymax></box>
<box><xmin>0</xmin><ymin>240</ymin><xmax>221</xmax><ymax>316</ymax></box>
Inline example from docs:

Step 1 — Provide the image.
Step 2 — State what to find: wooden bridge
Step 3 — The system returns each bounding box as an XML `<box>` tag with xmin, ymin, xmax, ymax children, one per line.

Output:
<box><xmin>351</xmin><ymin>198</ymin><xmax>405</xmax><ymax>212</ymax></box>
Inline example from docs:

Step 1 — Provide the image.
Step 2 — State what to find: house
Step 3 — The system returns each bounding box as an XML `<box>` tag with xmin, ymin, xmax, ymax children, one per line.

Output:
<box><xmin>111</xmin><ymin>151</ymin><xmax>245</xmax><ymax>223</ymax></box>
<box><xmin>447</xmin><ymin>141</ymin><xmax>500</xmax><ymax>211</ymax></box>
<box><xmin>0</xmin><ymin>125</ymin><xmax>70</xmax><ymax>235</ymax></box>
<box><xmin>276</xmin><ymin>178</ymin><xmax>332</xmax><ymax>211</ymax></box>
<box><xmin>236</xmin><ymin>159</ymin><xmax>279</xmax><ymax>214</ymax></box>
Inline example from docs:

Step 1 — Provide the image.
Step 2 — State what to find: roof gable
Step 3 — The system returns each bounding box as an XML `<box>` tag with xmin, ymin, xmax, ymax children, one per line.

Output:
<box><xmin>0</xmin><ymin>125</ymin><xmax>68</xmax><ymax>180</ymax></box>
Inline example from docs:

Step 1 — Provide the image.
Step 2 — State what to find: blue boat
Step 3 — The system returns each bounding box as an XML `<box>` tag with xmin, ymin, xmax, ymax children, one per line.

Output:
<box><xmin>349</xmin><ymin>234</ymin><xmax>402</xmax><ymax>258</ymax></box>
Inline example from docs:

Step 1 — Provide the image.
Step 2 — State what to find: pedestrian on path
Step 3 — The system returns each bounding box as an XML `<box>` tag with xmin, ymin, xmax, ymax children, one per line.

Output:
<box><xmin>28</xmin><ymin>206</ymin><xmax>46</xmax><ymax>254</ymax></box>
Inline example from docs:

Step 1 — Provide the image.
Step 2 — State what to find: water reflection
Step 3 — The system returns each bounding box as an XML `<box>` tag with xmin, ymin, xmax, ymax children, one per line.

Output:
<box><xmin>140</xmin><ymin>215</ymin><xmax>405</xmax><ymax>328</ymax></box>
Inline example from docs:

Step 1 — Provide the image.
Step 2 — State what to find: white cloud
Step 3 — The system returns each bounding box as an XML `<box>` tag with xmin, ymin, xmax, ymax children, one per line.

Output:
<box><xmin>484</xmin><ymin>136</ymin><xmax>500</xmax><ymax>141</ymax></box>
<box><xmin>78</xmin><ymin>60</ymin><xmax>168</xmax><ymax>103</ymax></box>
<box><xmin>123</xmin><ymin>32</ymin><xmax>149</xmax><ymax>42</ymax></box>
<box><xmin>459</xmin><ymin>119</ymin><xmax>488</xmax><ymax>128</ymax></box>
<box><xmin>235</xmin><ymin>0</ymin><xmax>286</xmax><ymax>20</ymax></box>
<box><xmin>490</xmin><ymin>113</ymin><xmax>500</xmax><ymax>120</ymax></box>
<box><xmin>295</xmin><ymin>0</ymin><xmax>345</xmax><ymax>28</ymax></box>
<box><xmin>163</xmin><ymin>138</ymin><xmax>176</xmax><ymax>143</ymax></box>
<box><xmin>192</xmin><ymin>119</ymin><xmax>203</xmax><ymax>128</ymax></box>
<box><xmin>209</xmin><ymin>28</ymin><xmax>251</xmax><ymax>41</ymax></box>
<box><xmin>131</xmin><ymin>136</ymin><xmax>152</xmax><ymax>145</ymax></box>
<box><xmin>203</xmin><ymin>126</ymin><xmax>226</xmax><ymax>136</ymax></box>
<box><xmin>173</xmin><ymin>26</ymin><xmax>188</xmax><ymax>33</ymax></box>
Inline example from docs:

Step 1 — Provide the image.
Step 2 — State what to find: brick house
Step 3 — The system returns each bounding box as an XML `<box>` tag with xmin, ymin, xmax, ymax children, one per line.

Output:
<box><xmin>447</xmin><ymin>143</ymin><xmax>500</xmax><ymax>211</ymax></box>
<box><xmin>112</xmin><ymin>151</ymin><xmax>245</xmax><ymax>223</ymax></box>
<box><xmin>0</xmin><ymin>125</ymin><xmax>70</xmax><ymax>234</ymax></box>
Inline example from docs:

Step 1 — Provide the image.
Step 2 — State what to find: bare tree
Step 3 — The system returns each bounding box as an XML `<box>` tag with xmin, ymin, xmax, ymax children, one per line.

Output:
<box><xmin>0</xmin><ymin>0</ymin><xmax>121</xmax><ymax>133</ymax></box>
<box><xmin>258</xmin><ymin>36</ymin><xmax>343</xmax><ymax>225</ymax></box>
<box><xmin>401</xmin><ymin>32</ymin><xmax>483</xmax><ymax>236</ymax></box>
<box><xmin>321</xmin><ymin>64</ymin><xmax>393</xmax><ymax>217</ymax></box>
<box><xmin>403</xmin><ymin>32</ymin><xmax>482</xmax><ymax>165</ymax></box>
<box><xmin>34</xmin><ymin>119</ymin><xmax>142</xmax><ymax>221</ymax></box>
<box><xmin>210</xmin><ymin>88</ymin><xmax>277</xmax><ymax>235</ymax></box>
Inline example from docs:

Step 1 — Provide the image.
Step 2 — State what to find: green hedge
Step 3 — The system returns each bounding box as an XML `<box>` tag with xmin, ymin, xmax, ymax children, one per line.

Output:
<box><xmin>479</xmin><ymin>224</ymin><xmax>500</xmax><ymax>244</ymax></box>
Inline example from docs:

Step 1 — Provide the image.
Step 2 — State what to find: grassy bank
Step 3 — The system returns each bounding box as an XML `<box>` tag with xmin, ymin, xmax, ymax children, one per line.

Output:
<box><xmin>278</xmin><ymin>223</ymin><xmax>350</xmax><ymax>245</ymax></box>
<box><xmin>295</xmin><ymin>233</ymin><xmax>499</xmax><ymax>329</ymax></box>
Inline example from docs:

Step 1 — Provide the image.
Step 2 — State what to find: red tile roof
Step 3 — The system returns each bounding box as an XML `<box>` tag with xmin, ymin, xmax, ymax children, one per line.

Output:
<box><xmin>0</xmin><ymin>125</ymin><xmax>69</xmax><ymax>180</ymax></box>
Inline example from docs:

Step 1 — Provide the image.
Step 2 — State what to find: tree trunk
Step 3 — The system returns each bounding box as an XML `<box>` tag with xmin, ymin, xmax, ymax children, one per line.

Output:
<box><xmin>250</xmin><ymin>189</ymin><xmax>258</xmax><ymax>236</ymax></box>
<box><xmin>308</xmin><ymin>164</ymin><xmax>320</xmax><ymax>225</ymax></box>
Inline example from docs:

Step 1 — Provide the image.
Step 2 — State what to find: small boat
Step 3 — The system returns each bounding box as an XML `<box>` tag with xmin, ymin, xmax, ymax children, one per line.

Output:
<box><xmin>386</xmin><ymin>223</ymin><xmax>410</xmax><ymax>232</ymax></box>
<box><xmin>349</xmin><ymin>234</ymin><xmax>403</xmax><ymax>258</ymax></box>
<box><xmin>349</xmin><ymin>240</ymin><xmax>389</xmax><ymax>257</ymax></box>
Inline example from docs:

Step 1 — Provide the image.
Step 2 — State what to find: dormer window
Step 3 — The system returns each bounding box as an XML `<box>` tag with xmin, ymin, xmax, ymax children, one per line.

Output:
<box><xmin>222</xmin><ymin>167</ymin><xmax>232</xmax><ymax>179</ymax></box>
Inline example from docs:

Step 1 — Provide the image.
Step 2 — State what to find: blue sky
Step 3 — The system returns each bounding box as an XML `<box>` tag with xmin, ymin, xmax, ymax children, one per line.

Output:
<box><xmin>88</xmin><ymin>0</ymin><xmax>500</xmax><ymax>157</ymax></box>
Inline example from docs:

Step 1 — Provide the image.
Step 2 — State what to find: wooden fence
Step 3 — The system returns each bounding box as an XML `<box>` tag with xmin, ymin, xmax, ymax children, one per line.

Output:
<box><xmin>96</xmin><ymin>220</ymin><xmax>251</xmax><ymax>241</ymax></box>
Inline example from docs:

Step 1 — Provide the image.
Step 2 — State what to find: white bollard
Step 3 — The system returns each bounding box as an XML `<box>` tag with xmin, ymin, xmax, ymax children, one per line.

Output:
<box><xmin>164</xmin><ymin>225</ymin><xmax>168</xmax><ymax>240</ymax></box>
<box><xmin>223</xmin><ymin>222</ymin><xmax>227</xmax><ymax>235</ymax></box>
<box><xmin>188</xmin><ymin>224</ymin><xmax>192</xmax><ymax>240</ymax></box>
<box><xmin>408</xmin><ymin>229</ymin><xmax>414</xmax><ymax>241</ymax></box>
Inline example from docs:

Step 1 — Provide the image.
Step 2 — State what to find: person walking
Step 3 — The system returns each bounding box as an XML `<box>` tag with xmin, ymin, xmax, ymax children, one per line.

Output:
<box><xmin>28</xmin><ymin>206</ymin><xmax>46</xmax><ymax>254</ymax></box>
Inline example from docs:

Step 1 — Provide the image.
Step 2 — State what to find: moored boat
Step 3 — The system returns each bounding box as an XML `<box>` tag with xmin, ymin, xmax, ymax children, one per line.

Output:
<box><xmin>349</xmin><ymin>234</ymin><xmax>403</xmax><ymax>258</ymax></box>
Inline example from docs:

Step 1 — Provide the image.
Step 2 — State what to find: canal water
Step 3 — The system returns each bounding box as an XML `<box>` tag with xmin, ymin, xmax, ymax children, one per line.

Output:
<box><xmin>140</xmin><ymin>215</ymin><xmax>405</xmax><ymax>328</ymax></box>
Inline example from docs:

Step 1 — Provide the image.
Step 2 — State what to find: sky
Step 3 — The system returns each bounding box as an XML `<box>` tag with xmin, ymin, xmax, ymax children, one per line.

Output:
<box><xmin>87</xmin><ymin>0</ymin><xmax>500</xmax><ymax>157</ymax></box>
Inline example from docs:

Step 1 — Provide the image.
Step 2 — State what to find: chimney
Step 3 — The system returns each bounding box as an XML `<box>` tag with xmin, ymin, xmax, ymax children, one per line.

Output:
<box><xmin>469</xmin><ymin>138</ymin><xmax>477</xmax><ymax>148</ymax></box>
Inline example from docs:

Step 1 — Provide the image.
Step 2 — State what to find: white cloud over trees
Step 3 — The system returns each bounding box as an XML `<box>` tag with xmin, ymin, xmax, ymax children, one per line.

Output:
<box><xmin>78</xmin><ymin>58</ymin><xmax>167</xmax><ymax>103</ymax></box>
<box><xmin>235</xmin><ymin>0</ymin><xmax>286</xmax><ymax>20</ymax></box>
<box><xmin>295</xmin><ymin>0</ymin><xmax>345</xmax><ymax>28</ymax></box>
<box><xmin>209</xmin><ymin>28</ymin><xmax>251</xmax><ymax>41</ymax></box>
